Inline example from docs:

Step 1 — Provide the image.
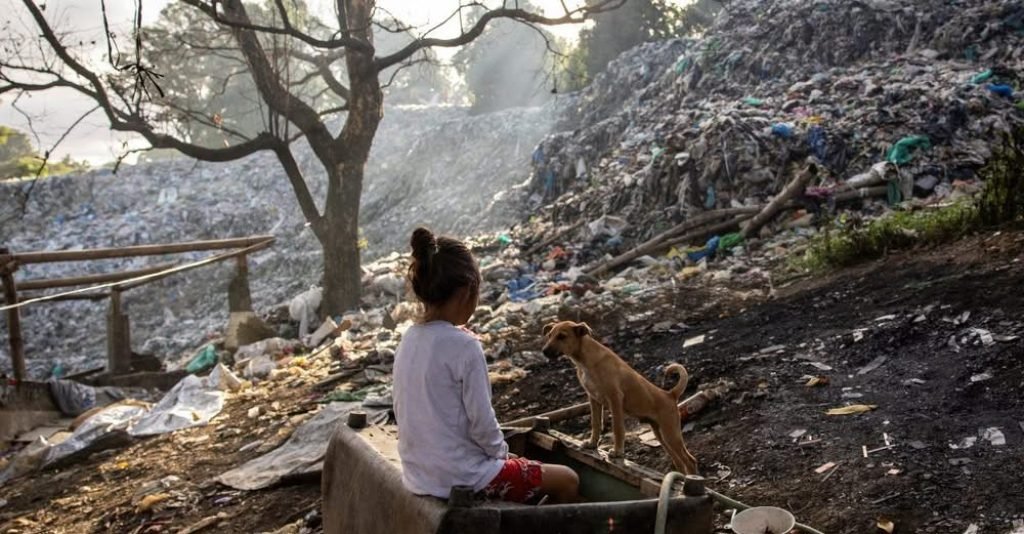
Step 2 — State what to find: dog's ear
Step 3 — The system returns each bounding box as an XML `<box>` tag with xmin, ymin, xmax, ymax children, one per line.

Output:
<box><xmin>574</xmin><ymin>322</ymin><xmax>592</xmax><ymax>338</ymax></box>
<box><xmin>542</xmin><ymin>322</ymin><xmax>556</xmax><ymax>336</ymax></box>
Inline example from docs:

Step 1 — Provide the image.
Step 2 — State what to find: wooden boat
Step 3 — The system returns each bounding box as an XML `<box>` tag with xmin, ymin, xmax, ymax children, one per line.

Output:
<box><xmin>322</xmin><ymin>419</ymin><xmax>714</xmax><ymax>534</ymax></box>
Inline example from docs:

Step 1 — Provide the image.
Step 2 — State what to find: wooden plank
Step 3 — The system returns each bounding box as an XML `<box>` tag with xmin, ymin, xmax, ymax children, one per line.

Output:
<box><xmin>12</xmin><ymin>235</ymin><xmax>275</xmax><ymax>264</ymax></box>
<box><xmin>0</xmin><ymin>239</ymin><xmax>274</xmax><ymax>312</ymax></box>
<box><xmin>1</xmin><ymin>266</ymin><xmax>26</xmax><ymax>381</ymax></box>
<box><xmin>527</xmin><ymin>431</ymin><xmax>561</xmax><ymax>451</ymax></box>
<box><xmin>542</xmin><ymin>429</ymin><xmax>666</xmax><ymax>492</ymax></box>
<box><xmin>16</xmin><ymin>263</ymin><xmax>174</xmax><ymax>290</ymax></box>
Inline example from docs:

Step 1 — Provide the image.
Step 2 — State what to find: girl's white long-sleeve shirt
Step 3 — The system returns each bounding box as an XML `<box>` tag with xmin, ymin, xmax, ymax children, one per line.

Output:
<box><xmin>393</xmin><ymin>321</ymin><xmax>508</xmax><ymax>498</ymax></box>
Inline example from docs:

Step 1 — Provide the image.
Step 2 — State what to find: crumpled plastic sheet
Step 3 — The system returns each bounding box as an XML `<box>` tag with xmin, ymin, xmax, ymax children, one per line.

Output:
<box><xmin>43</xmin><ymin>403</ymin><xmax>149</xmax><ymax>467</ymax></box>
<box><xmin>47</xmin><ymin>378</ymin><xmax>152</xmax><ymax>417</ymax></box>
<box><xmin>216</xmin><ymin>401</ymin><xmax>381</xmax><ymax>490</ymax></box>
<box><xmin>129</xmin><ymin>374</ymin><xmax>227</xmax><ymax>437</ymax></box>
<box><xmin>47</xmin><ymin>378</ymin><xmax>98</xmax><ymax>416</ymax></box>
<box><xmin>0</xmin><ymin>368</ymin><xmax>240</xmax><ymax>486</ymax></box>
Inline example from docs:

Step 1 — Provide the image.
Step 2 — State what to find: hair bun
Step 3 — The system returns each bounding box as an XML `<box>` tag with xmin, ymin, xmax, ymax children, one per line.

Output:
<box><xmin>410</xmin><ymin>227</ymin><xmax>437</xmax><ymax>262</ymax></box>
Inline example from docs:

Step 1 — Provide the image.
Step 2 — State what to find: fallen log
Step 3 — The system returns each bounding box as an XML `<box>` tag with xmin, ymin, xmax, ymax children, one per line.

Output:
<box><xmin>832</xmin><ymin>185</ymin><xmax>888</xmax><ymax>203</ymax></box>
<box><xmin>678</xmin><ymin>380</ymin><xmax>734</xmax><ymax>423</ymax></box>
<box><xmin>586</xmin><ymin>208</ymin><xmax>760</xmax><ymax>277</ymax></box>
<box><xmin>658</xmin><ymin>214</ymin><xmax>753</xmax><ymax>250</ymax></box>
<box><xmin>740</xmin><ymin>163</ymin><xmax>818</xmax><ymax>239</ymax></box>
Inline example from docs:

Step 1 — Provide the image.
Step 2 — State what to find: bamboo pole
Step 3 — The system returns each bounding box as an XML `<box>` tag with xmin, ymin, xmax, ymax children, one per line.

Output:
<box><xmin>17</xmin><ymin>263</ymin><xmax>174</xmax><ymax>290</ymax></box>
<box><xmin>12</xmin><ymin>235</ymin><xmax>274</xmax><ymax>264</ymax></box>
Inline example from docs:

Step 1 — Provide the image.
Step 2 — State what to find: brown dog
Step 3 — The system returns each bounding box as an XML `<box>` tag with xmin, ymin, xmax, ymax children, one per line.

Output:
<box><xmin>542</xmin><ymin>321</ymin><xmax>698</xmax><ymax>475</ymax></box>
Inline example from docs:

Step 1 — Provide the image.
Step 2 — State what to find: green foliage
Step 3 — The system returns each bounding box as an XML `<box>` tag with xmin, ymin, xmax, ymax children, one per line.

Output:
<box><xmin>798</xmin><ymin>202</ymin><xmax>980</xmax><ymax>270</ymax></box>
<box><xmin>451</xmin><ymin>2</ymin><xmax>558</xmax><ymax>113</ymax></box>
<box><xmin>977</xmin><ymin>128</ymin><xmax>1024</xmax><ymax>226</ymax></box>
<box><xmin>798</xmin><ymin>127</ymin><xmax>1024</xmax><ymax>271</ymax></box>
<box><xmin>555</xmin><ymin>43</ymin><xmax>592</xmax><ymax>92</ymax></box>
<box><xmin>0</xmin><ymin>126</ymin><xmax>88</xmax><ymax>180</ymax></box>
<box><xmin>574</xmin><ymin>0</ymin><xmax>722</xmax><ymax>81</ymax></box>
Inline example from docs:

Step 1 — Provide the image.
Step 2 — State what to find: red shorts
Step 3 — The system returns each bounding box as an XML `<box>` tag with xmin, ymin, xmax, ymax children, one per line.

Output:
<box><xmin>480</xmin><ymin>458</ymin><xmax>543</xmax><ymax>503</ymax></box>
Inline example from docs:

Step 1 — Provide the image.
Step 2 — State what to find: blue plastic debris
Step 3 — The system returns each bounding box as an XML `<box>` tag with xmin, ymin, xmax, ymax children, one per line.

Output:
<box><xmin>987</xmin><ymin>84</ymin><xmax>1015</xmax><ymax>98</ymax></box>
<box><xmin>771</xmin><ymin>123</ymin><xmax>794</xmax><ymax>138</ymax></box>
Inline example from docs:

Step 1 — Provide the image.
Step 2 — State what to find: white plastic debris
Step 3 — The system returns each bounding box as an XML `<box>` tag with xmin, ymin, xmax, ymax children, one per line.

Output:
<box><xmin>683</xmin><ymin>334</ymin><xmax>705</xmax><ymax>348</ymax></box>
<box><xmin>970</xmin><ymin>372</ymin><xmax>993</xmax><ymax>383</ymax></box>
<box><xmin>949</xmin><ymin>436</ymin><xmax>977</xmax><ymax>450</ymax></box>
<box><xmin>981</xmin><ymin>427</ymin><xmax>1006</xmax><ymax>446</ymax></box>
<box><xmin>289</xmin><ymin>286</ymin><xmax>323</xmax><ymax>338</ymax></box>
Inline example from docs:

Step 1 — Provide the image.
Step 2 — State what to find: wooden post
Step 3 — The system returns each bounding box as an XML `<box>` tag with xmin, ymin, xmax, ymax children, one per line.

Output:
<box><xmin>228</xmin><ymin>255</ymin><xmax>252</xmax><ymax>313</ymax></box>
<box><xmin>1</xmin><ymin>251</ymin><xmax>27</xmax><ymax>381</ymax></box>
<box><xmin>107</xmin><ymin>289</ymin><xmax>132</xmax><ymax>375</ymax></box>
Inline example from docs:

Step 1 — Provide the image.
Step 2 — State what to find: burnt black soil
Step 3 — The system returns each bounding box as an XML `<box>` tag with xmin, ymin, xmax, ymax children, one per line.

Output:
<box><xmin>494</xmin><ymin>230</ymin><xmax>1024</xmax><ymax>534</ymax></box>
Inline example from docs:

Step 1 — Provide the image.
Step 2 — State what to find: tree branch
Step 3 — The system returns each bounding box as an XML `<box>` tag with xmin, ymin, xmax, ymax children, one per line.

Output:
<box><xmin>16</xmin><ymin>0</ymin><xmax>280</xmax><ymax>164</ymax></box>
<box><xmin>288</xmin><ymin>48</ymin><xmax>350</xmax><ymax>101</ymax></box>
<box><xmin>271</xmin><ymin>141</ymin><xmax>323</xmax><ymax>239</ymax></box>
<box><xmin>202</xmin><ymin>0</ymin><xmax>339</xmax><ymax>163</ymax></box>
<box><xmin>374</xmin><ymin>0</ymin><xmax>625</xmax><ymax>71</ymax></box>
<box><xmin>179</xmin><ymin>0</ymin><xmax>372</xmax><ymax>53</ymax></box>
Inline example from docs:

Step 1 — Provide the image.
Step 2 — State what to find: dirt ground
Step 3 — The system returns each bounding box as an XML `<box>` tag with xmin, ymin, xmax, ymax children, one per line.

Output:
<box><xmin>0</xmin><ymin>380</ymin><xmax>323</xmax><ymax>534</ymax></box>
<box><xmin>494</xmin><ymin>229</ymin><xmax>1024</xmax><ymax>534</ymax></box>
<box><xmin>2</xmin><ymin>229</ymin><xmax>1023</xmax><ymax>534</ymax></box>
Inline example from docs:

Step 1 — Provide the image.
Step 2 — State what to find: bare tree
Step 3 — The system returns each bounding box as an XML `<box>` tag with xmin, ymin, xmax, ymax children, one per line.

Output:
<box><xmin>0</xmin><ymin>0</ymin><xmax>623</xmax><ymax>315</ymax></box>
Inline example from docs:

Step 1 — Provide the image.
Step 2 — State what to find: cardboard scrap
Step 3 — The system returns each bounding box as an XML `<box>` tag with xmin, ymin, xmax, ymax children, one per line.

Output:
<box><xmin>683</xmin><ymin>335</ymin><xmax>706</xmax><ymax>348</ymax></box>
<box><xmin>826</xmin><ymin>404</ymin><xmax>877</xmax><ymax>416</ymax></box>
<box><xmin>806</xmin><ymin>376</ymin><xmax>829</xmax><ymax>387</ymax></box>
<box><xmin>814</xmin><ymin>461</ymin><xmax>836</xmax><ymax>474</ymax></box>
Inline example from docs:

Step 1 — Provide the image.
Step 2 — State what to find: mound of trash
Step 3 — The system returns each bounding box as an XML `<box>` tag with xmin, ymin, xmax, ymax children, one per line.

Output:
<box><xmin>0</xmin><ymin>104</ymin><xmax>554</xmax><ymax>377</ymax></box>
<box><xmin>527</xmin><ymin>0</ymin><xmax>1024</xmax><ymax>243</ymax></box>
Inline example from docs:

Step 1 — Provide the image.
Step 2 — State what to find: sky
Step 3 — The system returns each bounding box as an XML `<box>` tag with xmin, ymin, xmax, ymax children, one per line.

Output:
<box><xmin>0</xmin><ymin>0</ymin><xmax>595</xmax><ymax>164</ymax></box>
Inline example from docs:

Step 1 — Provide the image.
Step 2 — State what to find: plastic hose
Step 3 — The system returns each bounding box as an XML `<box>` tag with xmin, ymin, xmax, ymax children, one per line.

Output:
<box><xmin>654</xmin><ymin>472</ymin><xmax>827</xmax><ymax>534</ymax></box>
<box><xmin>654</xmin><ymin>471</ymin><xmax>686</xmax><ymax>534</ymax></box>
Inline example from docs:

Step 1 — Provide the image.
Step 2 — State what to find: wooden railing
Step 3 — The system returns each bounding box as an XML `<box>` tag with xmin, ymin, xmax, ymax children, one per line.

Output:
<box><xmin>0</xmin><ymin>235</ymin><xmax>275</xmax><ymax>382</ymax></box>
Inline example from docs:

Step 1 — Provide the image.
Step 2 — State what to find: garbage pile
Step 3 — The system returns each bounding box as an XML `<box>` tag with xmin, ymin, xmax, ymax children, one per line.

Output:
<box><xmin>0</xmin><ymin>104</ymin><xmax>554</xmax><ymax>377</ymax></box>
<box><xmin>525</xmin><ymin>0</ymin><xmax>1024</xmax><ymax>247</ymax></box>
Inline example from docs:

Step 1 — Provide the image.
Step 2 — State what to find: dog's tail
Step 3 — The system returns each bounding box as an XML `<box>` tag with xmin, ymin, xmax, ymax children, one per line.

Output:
<box><xmin>664</xmin><ymin>363</ymin><xmax>689</xmax><ymax>399</ymax></box>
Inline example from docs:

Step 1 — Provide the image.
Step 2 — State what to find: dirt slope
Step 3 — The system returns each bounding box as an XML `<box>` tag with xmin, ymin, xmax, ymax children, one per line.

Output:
<box><xmin>494</xmin><ymin>229</ymin><xmax>1024</xmax><ymax>534</ymax></box>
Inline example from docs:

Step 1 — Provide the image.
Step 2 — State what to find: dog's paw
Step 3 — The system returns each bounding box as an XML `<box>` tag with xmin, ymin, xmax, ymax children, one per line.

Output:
<box><xmin>607</xmin><ymin>450</ymin><xmax>624</xmax><ymax>460</ymax></box>
<box><xmin>583</xmin><ymin>440</ymin><xmax>599</xmax><ymax>450</ymax></box>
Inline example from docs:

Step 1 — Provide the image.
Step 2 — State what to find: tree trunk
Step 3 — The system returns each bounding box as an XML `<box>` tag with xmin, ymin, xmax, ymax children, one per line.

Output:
<box><xmin>320</xmin><ymin>162</ymin><xmax>364</xmax><ymax>316</ymax></box>
<box><xmin>313</xmin><ymin>0</ymin><xmax>383</xmax><ymax>317</ymax></box>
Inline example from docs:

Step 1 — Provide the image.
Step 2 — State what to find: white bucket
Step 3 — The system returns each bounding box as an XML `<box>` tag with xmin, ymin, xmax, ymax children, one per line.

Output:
<box><xmin>730</xmin><ymin>506</ymin><xmax>796</xmax><ymax>534</ymax></box>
